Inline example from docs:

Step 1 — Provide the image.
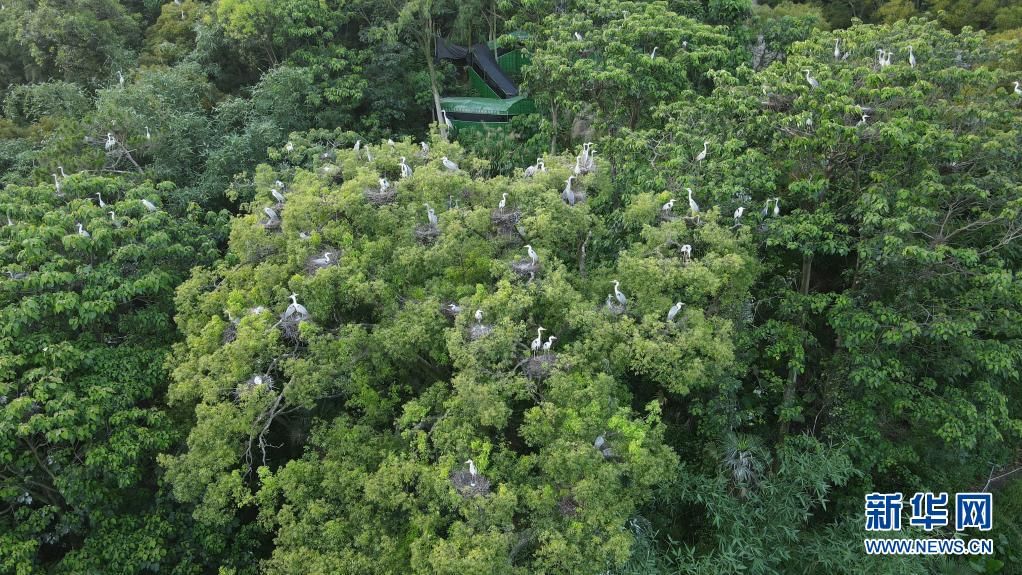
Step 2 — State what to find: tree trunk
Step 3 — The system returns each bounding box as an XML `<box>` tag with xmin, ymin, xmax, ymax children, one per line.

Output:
<box><xmin>779</xmin><ymin>252</ymin><xmax>813</xmax><ymax>438</ymax></box>
<box><xmin>550</xmin><ymin>104</ymin><xmax>558</xmax><ymax>154</ymax></box>
<box><xmin>422</xmin><ymin>18</ymin><xmax>446</xmax><ymax>140</ymax></box>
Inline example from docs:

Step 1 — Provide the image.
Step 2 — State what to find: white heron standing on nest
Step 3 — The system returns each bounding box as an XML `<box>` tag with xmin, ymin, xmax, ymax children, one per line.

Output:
<box><xmin>441</xmin><ymin>156</ymin><xmax>459</xmax><ymax>171</ymax></box>
<box><xmin>530</xmin><ymin>327</ymin><xmax>546</xmax><ymax>356</ymax></box>
<box><xmin>667</xmin><ymin>302</ymin><xmax>685</xmax><ymax>322</ymax></box>
<box><xmin>611</xmin><ymin>280</ymin><xmax>627</xmax><ymax>306</ymax></box>
<box><xmin>524</xmin><ymin>244</ymin><xmax>538</xmax><ymax>266</ymax></box>
<box><xmin>687</xmin><ymin>188</ymin><xmax>699</xmax><ymax>216</ymax></box>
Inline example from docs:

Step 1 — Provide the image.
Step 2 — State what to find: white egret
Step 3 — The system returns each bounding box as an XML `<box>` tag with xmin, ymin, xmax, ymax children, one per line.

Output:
<box><xmin>525</xmin><ymin>244</ymin><xmax>538</xmax><ymax>266</ymax></box>
<box><xmin>271</xmin><ymin>188</ymin><xmax>285</xmax><ymax>204</ymax></box>
<box><xmin>76</xmin><ymin>222</ymin><xmax>90</xmax><ymax>237</ymax></box>
<box><xmin>772</xmin><ymin>198</ymin><xmax>781</xmax><ymax>217</ymax></box>
<box><xmin>542</xmin><ymin>335</ymin><xmax>557</xmax><ymax>354</ymax></box>
<box><xmin>448</xmin><ymin>303</ymin><xmax>462</xmax><ymax>314</ymax></box>
<box><xmin>105</xmin><ymin>133</ymin><xmax>117</xmax><ymax>151</ymax></box>
<box><xmin>420</xmin><ymin>141</ymin><xmax>430</xmax><ymax>156</ymax></box>
<box><xmin>857</xmin><ymin>113</ymin><xmax>869</xmax><ymax>127</ymax></box>
<box><xmin>441</xmin><ymin>156</ymin><xmax>459</xmax><ymax>171</ymax></box>
<box><xmin>680</xmin><ymin>244</ymin><xmax>692</xmax><ymax>262</ymax></box>
<box><xmin>908</xmin><ymin>46</ymin><xmax>916</xmax><ymax>68</ymax></box>
<box><xmin>441</xmin><ymin>110</ymin><xmax>453</xmax><ymax>132</ymax></box>
<box><xmin>108</xmin><ymin>211</ymin><xmax>120</xmax><ymax>228</ymax></box>
<box><xmin>474</xmin><ymin>309</ymin><xmax>483</xmax><ymax>325</ymax></box>
<box><xmin>353</xmin><ymin>139</ymin><xmax>361</xmax><ymax>152</ymax></box>
<box><xmin>803</xmin><ymin>69</ymin><xmax>819</xmax><ymax>89</ymax></box>
<box><xmin>686</xmin><ymin>188</ymin><xmax>699</xmax><ymax>215</ymax></box>
<box><xmin>141</xmin><ymin>199</ymin><xmax>157</xmax><ymax>212</ymax></box>
<box><xmin>465</xmin><ymin>459</ymin><xmax>477</xmax><ymax>477</ymax></box>
<box><xmin>833</xmin><ymin>38</ymin><xmax>840</xmax><ymax>60</ymax></box>
<box><xmin>400</xmin><ymin>157</ymin><xmax>413</xmax><ymax>179</ymax></box>
<box><xmin>145</xmin><ymin>126</ymin><xmax>151</xmax><ymax>140</ymax></box>
<box><xmin>667</xmin><ymin>301</ymin><xmax>685</xmax><ymax>322</ymax></box>
<box><xmin>1013</xmin><ymin>81</ymin><xmax>1021</xmax><ymax>96</ymax></box>
<box><xmin>5</xmin><ymin>212</ymin><xmax>12</xmax><ymax>226</ymax></box>
<box><xmin>695</xmin><ymin>141</ymin><xmax>708</xmax><ymax>162</ymax></box>
<box><xmin>662</xmin><ymin>198</ymin><xmax>676</xmax><ymax>213</ymax></box>
<box><xmin>263</xmin><ymin>207</ymin><xmax>279</xmax><ymax>221</ymax></box>
<box><xmin>562</xmin><ymin>176</ymin><xmax>576</xmax><ymax>205</ymax></box>
<box><xmin>285</xmin><ymin>141</ymin><xmax>294</xmax><ymax>152</ymax></box>
<box><xmin>611</xmin><ymin>280</ymin><xmax>627</xmax><ymax>306</ymax></box>
<box><xmin>650</xmin><ymin>46</ymin><xmax>658</xmax><ymax>59</ymax></box>
<box><xmin>574</xmin><ymin>31</ymin><xmax>583</xmax><ymax>41</ymax></box>
<box><xmin>117</xmin><ymin>70</ymin><xmax>124</xmax><ymax>88</ymax></box>
<box><xmin>378</xmin><ymin>178</ymin><xmax>391</xmax><ymax>193</ymax></box>
<box><xmin>733</xmin><ymin>206</ymin><xmax>744</xmax><ymax>225</ymax></box>
<box><xmin>58</xmin><ymin>166</ymin><xmax>67</xmax><ymax>178</ymax></box>
<box><xmin>538</xmin><ymin>159</ymin><xmax>547</xmax><ymax>172</ymax></box>
<box><xmin>761</xmin><ymin>198</ymin><xmax>772</xmax><ymax>217</ymax></box>
<box><xmin>498</xmin><ymin>192</ymin><xmax>507</xmax><ymax>213</ymax></box>
<box><xmin>96</xmin><ymin>193</ymin><xmax>106</xmax><ymax>207</ymax></box>
<box><xmin>52</xmin><ymin>174</ymin><xmax>62</xmax><ymax>195</ymax></box>
<box><xmin>530</xmin><ymin>327</ymin><xmax>546</xmax><ymax>356</ymax></box>
<box><xmin>424</xmin><ymin>203</ymin><xmax>438</xmax><ymax>227</ymax></box>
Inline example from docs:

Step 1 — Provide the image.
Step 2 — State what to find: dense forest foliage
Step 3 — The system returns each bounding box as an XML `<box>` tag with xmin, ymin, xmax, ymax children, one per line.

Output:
<box><xmin>1</xmin><ymin>0</ymin><xmax>1021</xmax><ymax>573</ymax></box>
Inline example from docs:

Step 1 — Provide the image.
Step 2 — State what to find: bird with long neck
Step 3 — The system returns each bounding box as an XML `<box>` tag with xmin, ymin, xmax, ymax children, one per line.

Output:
<box><xmin>686</xmin><ymin>188</ymin><xmax>699</xmax><ymax>215</ymax></box>
<box><xmin>611</xmin><ymin>280</ymin><xmax>627</xmax><ymax>306</ymax></box>
<box><xmin>530</xmin><ymin>327</ymin><xmax>546</xmax><ymax>356</ymax></box>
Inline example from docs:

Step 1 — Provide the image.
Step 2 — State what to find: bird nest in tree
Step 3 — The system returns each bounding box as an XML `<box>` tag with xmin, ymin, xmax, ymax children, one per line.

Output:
<box><xmin>558</xmin><ymin>496</ymin><xmax>580</xmax><ymax>518</ymax></box>
<box><xmin>278</xmin><ymin>317</ymin><xmax>306</xmax><ymax>343</ymax></box>
<box><xmin>450</xmin><ymin>470</ymin><xmax>491</xmax><ymax>498</ymax></box>
<box><xmin>221</xmin><ymin>322</ymin><xmax>238</xmax><ymax>345</ymax></box>
<box><xmin>763</xmin><ymin>93</ymin><xmax>794</xmax><ymax>112</ymax></box>
<box><xmin>364</xmin><ymin>186</ymin><xmax>397</xmax><ymax>206</ymax></box>
<box><xmin>468</xmin><ymin>323</ymin><xmax>493</xmax><ymax>341</ymax></box>
<box><xmin>523</xmin><ymin>354</ymin><xmax>557</xmax><ymax>380</ymax></box>
<box><xmin>415</xmin><ymin>223</ymin><xmax>440</xmax><ymax>244</ymax></box>
<box><xmin>305</xmin><ymin>248</ymin><xmax>340</xmax><ymax>274</ymax></box>
<box><xmin>511</xmin><ymin>259</ymin><xmax>540</xmax><ymax>280</ymax></box>
<box><xmin>440</xmin><ymin>303</ymin><xmax>461</xmax><ymax>320</ymax></box>
<box><xmin>261</xmin><ymin>217</ymin><xmax>281</xmax><ymax>231</ymax></box>
<box><xmin>604</xmin><ymin>300</ymin><xmax>627</xmax><ymax>316</ymax></box>
<box><xmin>491</xmin><ymin>209</ymin><xmax>521</xmax><ymax>233</ymax></box>
<box><xmin>246</xmin><ymin>244</ymin><xmax>279</xmax><ymax>263</ymax></box>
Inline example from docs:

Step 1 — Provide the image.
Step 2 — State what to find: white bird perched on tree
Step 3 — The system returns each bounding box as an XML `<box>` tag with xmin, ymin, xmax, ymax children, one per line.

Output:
<box><xmin>95</xmin><ymin>193</ymin><xmax>106</xmax><ymax>207</ymax></box>
<box><xmin>1013</xmin><ymin>81</ymin><xmax>1021</xmax><ymax>96</ymax></box>
<box><xmin>686</xmin><ymin>188</ymin><xmax>699</xmax><ymax>215</ymax></box>
<box><xmin>141</xmin><ymin>199</ymin><xmax>158</xmax><ymax>212</ymax></box>
<box><xmin>353</xmin><ymin>139</ymin><xmax>360</xmax><ymax>153</ymax></box>
<box><xmin>772</xmin><ymin>197</ymin><xmax>781</xmax><ymax>217</ymax></box>
<box><xmin>283</xmin><ymin>293</ymin><xmax>308</xmax><ymax>320</ymax></box>
<box><xmin>271</xmin><ymin>188</ymin><xmax>285</xmax><ymax>204</ymax></box>
<box><xmin>530</xmin><ymin>327</ymin><xmax>546</xmax><ymax>355</ymax></box>
<box><xmin>474</xmin><ymin>309</ymin><xmax>483</xmax><ymax>325</ymax></box>
<box><xmin>857</xmin><ymin>113</ymin><xmax>869</xmax><ymax>127</ymax></box>
<box><xmin>441</xmin><ymin>110</ymin><xmax>453</xmax><ymax>132</ymax></box>
<box><xmin>908</xmin><ymin>46</ymin><xmax>916</xmax><ymax>68</ymax></box>
<box><xmin>498</xmin><ymin>192</ymin><xmax>507</xmax><ymax>213</ymax></box>
<box><xmin>662</xmin><ymin>198</ymin><xmax>676</xmax><ymax>214</ymax></box>
<box><xmin>145</xmin><ymin>126</ymin><xmax>151</xmax><ymax>140</ymax></box>
<box><xmin>542</xmin><ymin>335</ymin><xmax>557</xmax><ymax>354</ymax></box>
<box><xmin>667</xmin><ymin>301</ymin><xmax>685</xmax><ymax>322</ymax></box>
<box><xmin>465</xmin><ymin>460</ymin><xmax>478</xmax><ymax>485</ymax></box>
<box><xmin>611</xmin><ymin>280</ymin><xmax>627</xmax><ymax>306</ymax></box>
<box><xmin>76</xmin><ymin>222</ymin><xmax>90</xmax><ymax>237</ymax></box>
<box><xmin>58</xmin><ymin>166</ymin><xmax>67</xmax><ymax>178</ymax></box>
<box><xmin>441</xmin><ymin>156</ymin><xmax>459</xmax><ymax>171</ymax></box>
<box><xmin>52</xmin><ymin>174</ymin><xmax>62</xmax><ymax>196</ymax></box>
<box><xmin>285</xmin><ymin>141</ymin><xmax>294</xmax><ymax>152</ymax></box>
<box><xmin>680</xmin><ymin>244</ymin><xmax>692</xmax><ymax>262</ymax></box>
<box><xmin>574</xmin><ymin>31</ymin><xmax>583</xmax><ymax>41</ymax></box>
<box><xmin>105</xmin><ymin>133</ymin><xmax>117</xmax><ymax>151</ymax></box>
<box><xmin>399</xmin><ymin>157</ymin><xmax>413</xmax><ymax>179</ymax></box>
<box><xmin>311</xmin><ymin>252</ymin><xmax>332</xmax><ymax>267</ymax></box>
<box><xmin>761</xmin><ymin>198</ymin><xmax>772</xmax><ymax>217</ymax></box>
<box><xmin>733</xmin><ymin>206</ymin><xmax>745</xmax><ymax>225</ymax></box>
<box><xmin>833</xmin><ymin>38</ymin><xmax>841</xmax><ymax>60</ymax></box>
<box><xmin>562</xmin><ymin>176</ymin><xmax>576</xmax><ymax>205</ymax></box>
<box><xmin>424</xmin><ymin>203</ymin><xmax>438</xmax><ymax>227</ymax></box>
<box><xmin>117</xmin><ymin>70</ymin><xmax>124</xmax><ymax>88</ymax></box>
<box><xmin>524</xmin><ymin>158</ymin><xmax>543</xmax><ymax>178</ymax></box>
<box><xmin>108</xmin><ymin>211</ymin><xmax>120</xmax><ymax>228</ymax></box>
<box><xmin>524</xmin><ymin>244</ymin><xmax>538</xmax><ymax>266</ymax></box>
<box><xmin>379</xmin><ymin>178</ymin><xmax>391</xmax><ymax>193</ymax></box>
<box><xmin>650</xmin><ymin>46</ymin><xmax>658</xmax><ymax>59</ymax></box>
<box><xmin>263</xmin><ymin>207</ymin><xmax>279</xmax><ymax>222</ymax></box>
<box><xmin>420</xmin><ymin>141</ymin><xmax>430</xmax><ymax>156</ymax></box>
<box><xmin>803</xmin><ymin>69</ymin><xmax>819</xmax><ymax>89</ymax></box>
<box><xmin>695</xmin><ymin>141</ymin><xmax>708</xmax><ymax>162</ymax></box>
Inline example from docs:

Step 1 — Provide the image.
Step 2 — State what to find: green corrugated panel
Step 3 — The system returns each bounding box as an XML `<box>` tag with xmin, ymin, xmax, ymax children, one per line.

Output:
<box><xmin>442</xmin><ymin>96</ymin><xmax>535</xmax><ymax>116</ymax></box>
<box><xmin>497</xmin><ymin>50</ymin><xmax>528</xmax><ymax>76</ymax></box>
<box><xmin>450</xmin><ymin>119</ymin><xmax>510</xmax><ymax>135</ymax></box>
<box><xmin>467</xmin><ymin>69</ymin><xmax>500</xmax><ymax>99</ymax></box>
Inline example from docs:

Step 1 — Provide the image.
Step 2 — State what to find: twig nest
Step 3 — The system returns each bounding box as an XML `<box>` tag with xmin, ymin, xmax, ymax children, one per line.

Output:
<box><xmin>319</xmin><ymin>163</ymin><xmax>341</xmax><ymax>180</ymax></box>
<box><xmin>468</xmin><ymin>323</ymin><xmax>493</xmax><ymax>341</ymax></box>
<box><xmin>558</xmin><ymin>496</ymin><xmax>580</xmax><ymax>518</ymax></box>
<box><xmin>364</xmin><ymin>186</ymin><xmax>397</xmax><ymax>206</ymax></box>
<box><xmin>450</xmin><ymin>470</ymin><xmax>491</xmax><ymax>498</ymax></box>
<box><xmin>440</xmin><ymin>302</ymin><xmax>462</xmax><ymax>320</ymax></box>
<box><xmin>278</xmin><ymin>317</ymin><xmax>305</xmax><ymax>343</ymax></box>
<box><xmin>305</xmin><ymin>248</ymin><xmax>339</xmax><ymax>274</ymax></box>
<box><xmin>491</xmin><ymin>208</ymin><xmax>521</xmax><ymax>233</ymax></box>
<box><xmin>415</xmin><ymin>223</ymin><xmax>440</xmax><ymax>244</ymax></box>
<box><xmin>604</xmin><ymin>299</ymin><xmax>627</xmax><ymax>316</ymax></box>
<box><xmin>234</xmin><ymin>374</ymin><xmax>274</xmax><ymax>400</ymax></box>
<box><xmin>658</xmin><ymin>211</ymin><xmax>678</xmax><ymax>224</ymax></box>
<box><xmin>763</xmin><ymin>93</ymin><xmax>794</xmax><ymax>112</ymax></box>
<box><xmin>511</xmin><ymin>259</ymin><xmax>540</xmax><ymax>280</ymax></box>
<box><xmin>246</xmin><ymin>244</ymin><xmax>279</xmax><ymax>264</ymax></box>
<box><xmin>261</xmin><ymin>217</ymin><xmax>281</xmax><ymax>231</ymax></box>
<box><xmin>221</xmin><ymin>321</ymin><xmax>238</xmax><ymax>344</ymax></box>
<box><xmin>524</xmin><ymin>354</ymin><xmax>556</xmax><ymax>380</ymax></box>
